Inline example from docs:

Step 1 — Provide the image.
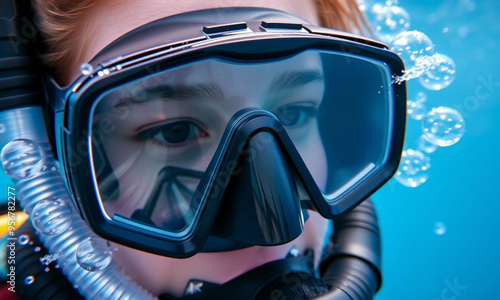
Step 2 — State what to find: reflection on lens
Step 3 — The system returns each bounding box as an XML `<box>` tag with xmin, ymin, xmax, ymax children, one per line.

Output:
<box><xmin>89</xmin><ymin>49</ymin><xmax>396</xmax><ymax>232</ymax></box>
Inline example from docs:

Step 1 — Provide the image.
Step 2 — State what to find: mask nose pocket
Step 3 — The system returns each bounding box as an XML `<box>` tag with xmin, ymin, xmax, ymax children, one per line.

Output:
<box><xmin>210</xmin><ymin>131</ymin><xmax>305</xmax><ymax>246</ymax></box>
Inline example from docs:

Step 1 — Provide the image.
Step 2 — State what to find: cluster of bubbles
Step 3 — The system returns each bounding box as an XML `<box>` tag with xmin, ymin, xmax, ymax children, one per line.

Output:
<box><xmin>359</xmin><ymin>0</ymin><xmax>456</xmax><ymax>88</ymax></box>
<box><xmin>1</xmin><ymin>139</ymin><xmax>114</xmax><ymax>274</ymax></box>
<box><xmin>40</xmin><ymin>253</ymin><xmax>62</xmax><ymax>266</ymax></box>
<box><xmin>397</xmin><ymin>94</ymin><xmax>465</xmax><ymax>188</ymax></box>
<box><xmin>357</xmin><ymin>0</ymin><xmax>465</xmax><ymax>189</ymax></box>
<box><xmin>19</xmin><ymin>247</ymin><xmax>63</xmax><ymax>287</ymax></box>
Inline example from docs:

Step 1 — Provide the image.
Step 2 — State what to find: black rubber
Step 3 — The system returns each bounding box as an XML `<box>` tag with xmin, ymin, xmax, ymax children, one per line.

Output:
<box><xmin>255</xmin><ymin>272</ymin><xmax>330</xmax><ymax>300</ymax></box>
<box><xmin>0</xmin><ymin>0</ymin><xmax>44</xmax><ymax>110</ymax></box>
<box><xmin>318</xmin><ymin>198</ymin><xmax>382</xmax><ymax>300</ymax></box>
<box><xmin>12</xmin><ymin>222</ymin><xmax>84</xmax><ymax>300</ymax></box>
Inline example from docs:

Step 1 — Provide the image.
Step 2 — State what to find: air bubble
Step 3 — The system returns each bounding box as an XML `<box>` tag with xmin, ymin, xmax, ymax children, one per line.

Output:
<box><xmin>407</xmin><ymin>100</ymin><xmax>427</xmax><ymax>120</ymax></box>
<box><xmin>80</xmin><ymin>63</ymin><xmax>93</xmax><ymax>76</ymax></box>
<box><xmin>40</xmin><ymin>253</ymin><xmax>61</xmax><ymax>266</ymax></box>
<box><xmin>24</xmin><ymin>276</ymin><xmax>35</xmax><ymax>285</ymax></box>
<box><xmin>76</xmin><ymin>237</ymin><xmax>113</xmax><ymax>272</ymax></box>
<box><xmin>389</xmin><ymin>31</ymin><xmax>435</xmax><ymax>79</ymax></box>
<box><xmin>357</xmin><ymin>0</ymin><xmax>374</xmax><ymax>12</ymax></box>
<box><xmin>394</xmin><ymin>149</ymin><xmax>430</xmax><ymax>188</ymax></box>
<box><xmin>417</xmin><ymin>135</ymin><xmax>438</xmax><ymax>154</ymax></box>
<box><xmin>31</xmin><ymin>198</ymin><xmax>73</xmax><ymax>235</ymax></box>
<box><xmin>370</xmin><ymin>4</ymin><xmax>411</xmax><ymax>43</ymax></box>
<box><xmin>34</xmin><ymin>247</ymin><xmax>41</xmax><ymax>253</ymax></box>
<box><xmin>419</xmin><ymin>53</ymin><xmax>456</xmax><ymax>90</ymax></box>
<box><xmin>434</xmin><ymin>222</ymin><xmax>446</xmax><ymax>235</ymax></box>
<box><xmin>18</xmin><ymin>234</ymin><xmax>30</xmax><ymax>245</ymax></box>
<box><xmin>58</xmin><ymin>253</ymin><xmax>71</xmax><ymax>267</ymax></box>
<box><xmin>44</xmin><ymin>267</ymin><xmax>50</xmax><ymax>272</ymax></box>
<box><xmin>422</xmin><ymin>107</ymin><xmax>465</xmax><ymax>147</ymax></box>
<box><xmin>1</xmin><ymin>139</ymin><xmax>44</xmax><ymax>179</ymax></box>
<box><xmin>415</xmin><ymin>91</ymin><xmax>427</xmax><ymax>103</ymax></box>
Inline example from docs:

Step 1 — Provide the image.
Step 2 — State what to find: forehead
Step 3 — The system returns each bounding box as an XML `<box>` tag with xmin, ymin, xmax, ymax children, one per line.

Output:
<box><xmin>72</xmin><ymin>0</ymin><xmax>319</xmax><ymax>82</ymax></box>
<box><xmin>175</xmin><ymin>52</ymin><xmax>323</xmax><ymax>84</ymax></box>
<box><xmin>97</xmin><ymin>51</ymin><xmax>325</xmax><ymax>113</ymax></box>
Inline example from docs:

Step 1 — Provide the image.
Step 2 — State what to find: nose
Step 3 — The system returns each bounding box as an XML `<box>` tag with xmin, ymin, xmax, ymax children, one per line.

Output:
<box><xmin>210</xmin><ymin>131</ymin><xmax>305</xmax><ymax>246</ymax></box>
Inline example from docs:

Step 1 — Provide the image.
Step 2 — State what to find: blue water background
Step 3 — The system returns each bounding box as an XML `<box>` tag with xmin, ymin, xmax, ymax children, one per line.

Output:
<box><xmin>373</xmin><ymin>0</ymin><xmax>500</xmax><ymax>299</ymax></box>
<box><xmin>0</xmin><ymin>0</ymin><xmax>499</xmax><ymax>298</ymax></box>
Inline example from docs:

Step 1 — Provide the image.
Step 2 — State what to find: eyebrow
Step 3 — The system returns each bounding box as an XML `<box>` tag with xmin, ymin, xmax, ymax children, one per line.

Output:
<box><xmin>111</xmin><ymin>69</ymin><xmax>324</xmax><ymax>108</ymax></box>
<box><xmin>269</xmin><ymin>70</ymin><xmax>324</xmax><ymax>93</ymax></box>
<box><xmin>112</xmin><ymin>83</ymin><xmax>224</xmax><ymax>108</ymax></box>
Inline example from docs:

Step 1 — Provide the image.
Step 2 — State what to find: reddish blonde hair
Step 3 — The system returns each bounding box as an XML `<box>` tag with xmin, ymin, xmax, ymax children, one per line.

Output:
<box><xmin>316</xmin><ymin>0</ymin><xmax>369</xmax><ymax>33</ymax></box>
<box><xmin>32</xmin><ymin>0</ymin><xmax>368</xmax><ymax>82</ymax></box>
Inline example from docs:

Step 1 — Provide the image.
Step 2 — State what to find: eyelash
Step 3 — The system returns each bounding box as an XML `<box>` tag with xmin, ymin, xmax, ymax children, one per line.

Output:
<box><xmin>274</xmin><ymin>104</ymin><xmax>320</xmax><ymax>127</ymax></box>
<box><xmin>136</xmin><ymin>120</ymin><xmax>208</xmax><ymax>147</ymax></box>
<box><xmin>134</xmin><ymin>102</ymin><xmax>319</xmax><ymax>146</ymax></box>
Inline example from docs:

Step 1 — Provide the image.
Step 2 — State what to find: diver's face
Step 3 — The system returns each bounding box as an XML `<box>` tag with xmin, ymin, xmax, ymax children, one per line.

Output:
<box><xmin>96</xmin><ymin>54</ymin><xmax>328</xmax><ymax>225</ymax></box>
<box><xmin>74</xmin><ymin>0</ymin><xmax>328</xmax><ymax>297</ymax></box>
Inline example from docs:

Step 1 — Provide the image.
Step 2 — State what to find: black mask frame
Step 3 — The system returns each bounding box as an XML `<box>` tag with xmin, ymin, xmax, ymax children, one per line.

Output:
<box><xmin>45</xmin><ymin>8</ymin><xmax>406</xmax><ymax>258</ymax></box>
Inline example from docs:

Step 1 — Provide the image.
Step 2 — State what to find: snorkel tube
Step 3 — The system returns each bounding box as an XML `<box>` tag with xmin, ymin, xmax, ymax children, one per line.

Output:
<box><xmin>0</xmin><ymin>0</ymin><xmax>154</xmax><ymax>299</ymax></box>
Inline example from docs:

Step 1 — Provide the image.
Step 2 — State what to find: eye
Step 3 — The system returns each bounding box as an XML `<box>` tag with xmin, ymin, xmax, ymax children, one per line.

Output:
<box><xmin>274</xmin><ymin>105</ymin><xmax>319</xmax><ymax>127</ymax></box>
<box><xmin>138</xmin><ymin>120</ymin><xmax>207</xmax><ymax>145</ymax></box>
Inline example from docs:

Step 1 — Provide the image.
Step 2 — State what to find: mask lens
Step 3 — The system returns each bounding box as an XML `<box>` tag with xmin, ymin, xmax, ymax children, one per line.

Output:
<box><xmin>297</xmin><ymin>52</ymin><xmax>393</xmax><ymax>201</ymax></box>
<box><xmin>88</xmin><ymin>49</ymin><xmax>393</xmax><ymax>235</ymax></box>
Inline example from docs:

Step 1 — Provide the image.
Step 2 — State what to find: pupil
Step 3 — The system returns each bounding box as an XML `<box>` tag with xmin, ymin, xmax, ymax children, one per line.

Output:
<box><xmin>279</xmin><ymin>108</ymin><xmax>300</xmax><ymax>126</ymax></box>
<box><xmin>162</xmin><ymin>122</ymin><xmax>190</xmax><ymax>143</ymax></box>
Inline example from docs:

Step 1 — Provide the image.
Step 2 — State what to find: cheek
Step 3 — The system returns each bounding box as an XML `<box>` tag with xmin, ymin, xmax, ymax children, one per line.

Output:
<box><xmin>110</xmin><ymin>243</ymin><xmax>184</xmax><ymax>296</ymax></box>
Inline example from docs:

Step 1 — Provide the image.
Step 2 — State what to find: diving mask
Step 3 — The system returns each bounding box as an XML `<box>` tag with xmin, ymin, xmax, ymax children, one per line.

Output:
<box><xmin>46</xmin><ymin>7</ymin><xmax>406</xmax><ymax>258</ymax></box>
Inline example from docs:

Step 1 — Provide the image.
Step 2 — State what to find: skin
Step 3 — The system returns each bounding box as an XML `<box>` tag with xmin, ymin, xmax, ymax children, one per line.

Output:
<box><xmin>69</xmin><ymin>0</ymin><xmax>320</xmax><ymax>83</ymax></box>
<box><xmin>73</xmin><ymin>0</ymin><xmax>329</xmax><ymax>297</ymax></box>
<box><xmin>96</xmin><ymin>53</ymin><xmax>328</xmax><ymax>226</ymax></box>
